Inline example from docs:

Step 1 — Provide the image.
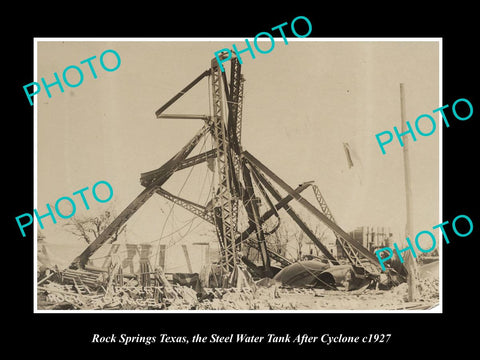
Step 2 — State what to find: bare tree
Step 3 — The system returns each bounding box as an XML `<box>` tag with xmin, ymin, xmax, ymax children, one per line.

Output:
<box><xmin>270</xmin><ymin>224</ymin><xmax>289</xmax><ymax>257</ymax></box>
<box><xmin>311</xmin><ymin>224</ymin><xmax>330</xmax><ymax>257</ymax></box>
<box><xmin>63</xmin><ymin>208</ymin><xmax>126</xmax><ymax>245</ymax></box>
<box><xmin>294</xmin><ymin>230</ymin><xmax>305</xmax><ymax>261</ymax></box>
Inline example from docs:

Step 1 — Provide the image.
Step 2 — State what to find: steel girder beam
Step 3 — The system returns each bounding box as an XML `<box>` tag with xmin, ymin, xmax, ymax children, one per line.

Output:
<box><xmin>226</xmin><ymin>57</ymin><xmax>244</xmax><ymax>197</ymax></box>
<box><xmin>234</xmin><ymin>182</ymin><xmax>313</xmax><ymax>245</ymax></box>
<box><xmin>247</xmin><ymin>161</ymin><xmax>339</xmax><ymax>265</ymax></box>
<box><xmin>140</xmin><ymin>125</ymin><xmax>211</xmax><ymax>187</ymax></box>
<box><xmin>311</xmin><ymin>185</ymin><xmax>379</xmax><ymax>275</ymax></box>
<box><xmin>155</xmin><ymin>180</ymin><xmax>297</xmax><ymax>269</ymax></box>
<box><xmin>241</xmin><ymin>160</ymin><xmax>271</xmax><ymax>276</ymax></box>
<box><xmin>157</xmin><ymin>114</ymin><xmax>210</xmax><ymax>120</ymax></box>
<box><xmin>243</xmin><ymin>151</ymin><xmax>381</xmax><ymax>270</ymax></box>
<box><xmin>70</xmin><ymin>125</ymin><xmax>210</xmax><ymax>269</ymax></box>
<box><xmin>227</xmin><ymin>57</ymin><xmax>243</xmax><ymax>155</ymax></box>
<box><xmin>176</xmin><ymin>149</ymin><xmax>217</xmax><ymax>172</ymax></box>
<box><xmin>155</xmin><ymin>187</ymin><xmax>214</xmax><ymax>224</ymax></box>
<box><xmin>155</xmin><ymin>69</ymin><xmax>211</xmax><ymax>118</ymax></box>
<box><xmin>210</xmin><ymin>57</ymin><xmax>239</xmax><ymax>273</ymax></box>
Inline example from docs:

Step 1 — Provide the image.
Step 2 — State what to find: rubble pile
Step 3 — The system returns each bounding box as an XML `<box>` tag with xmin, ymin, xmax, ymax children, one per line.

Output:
<box><xmin>37</xmin><ymin>268</ymin><xmax>439</xmax><ymax>311</ymax></box>
<box><xmin>197</xmin><ymin>287</ymin><xmax>297</xmax><ymax>310</ymax></box>
<box><xmin>418</xmin><ymin>276</ymin><xmax>439</xmax><ymax>301</ymax></box>
<box><xmin>386</xmin><ymin>276</ymin><xmax>439</xmax><ymax>303</ymax></box>
<box><xmin>37</xmin><ymin>277</ymin><xmax>200</xmax><ymax>310</ymax></box>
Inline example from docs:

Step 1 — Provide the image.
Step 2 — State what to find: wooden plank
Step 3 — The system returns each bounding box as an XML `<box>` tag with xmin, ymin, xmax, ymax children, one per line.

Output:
<box><xmin>37</xmin><ymin>271</ymin><xmax>55</xmax><ymax>286</ymax></box>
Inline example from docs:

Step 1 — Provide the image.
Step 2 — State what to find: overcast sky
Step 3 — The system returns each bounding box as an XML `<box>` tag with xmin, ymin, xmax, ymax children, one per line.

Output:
<box><xmin>36</xmin><ymin>39</ymin><xmax>440</xmax><ymax>256</ymax></box>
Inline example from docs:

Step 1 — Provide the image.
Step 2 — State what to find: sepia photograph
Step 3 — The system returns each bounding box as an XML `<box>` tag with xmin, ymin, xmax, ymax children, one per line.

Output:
<box><xmin>34</xmin><ymin>39</ymin><xmax>440</xmax><ymax>312</ymax></box>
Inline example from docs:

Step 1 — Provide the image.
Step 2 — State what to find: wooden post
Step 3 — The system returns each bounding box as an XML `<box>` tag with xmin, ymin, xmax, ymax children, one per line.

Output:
<box><xmin>400</xmin><ymin>83</ymin><xmax>418</xmax><ymax>302</ymax></box>
<box><xmin>193</xmin><ymin>242</ymin><xmax>210</xmax><ymax>268</ymax></box>
<box><xmin>157</xmin><ymin>244</ymin><xmax>166</xmax><ymax>271</ymax></box>
<box><xmin>182</xmin><ymin>244</ymin><xmax>193</xmax><ymax>273</ymax></box>
<box><xmin>138</xmin><ymin>244</ymin><xmax>152</xmax><ymax>286</ymax></box>
<box><xmin>125</xmin><ymin>244</ymin><xmax>138</xmax><ymax>274</ymax></box>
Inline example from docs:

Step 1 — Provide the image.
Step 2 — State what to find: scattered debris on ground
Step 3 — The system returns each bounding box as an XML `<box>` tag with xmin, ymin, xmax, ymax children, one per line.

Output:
<box><xmin>37</xmin><ymin>265</ymin><xmax>439</xmax><ymax>310</ymax></box>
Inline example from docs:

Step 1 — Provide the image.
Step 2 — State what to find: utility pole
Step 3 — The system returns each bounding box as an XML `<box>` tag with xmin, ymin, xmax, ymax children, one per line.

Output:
<box><xmin>400</xmin><ymin>83</ymin><xmax>418</xmax><ymax>302</ymax></box>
